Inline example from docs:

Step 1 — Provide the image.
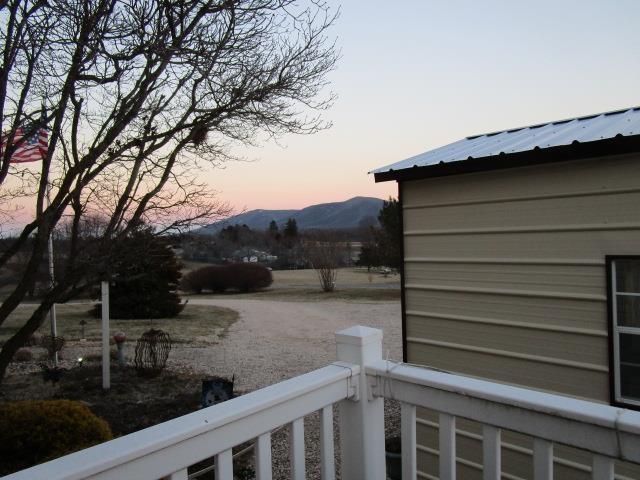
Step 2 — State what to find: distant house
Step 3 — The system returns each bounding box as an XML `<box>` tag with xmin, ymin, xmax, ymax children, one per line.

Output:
<box><xmin>372</xmin><ymin>106</ymin><xmax>640</xmax><ymax>479</ymax></box>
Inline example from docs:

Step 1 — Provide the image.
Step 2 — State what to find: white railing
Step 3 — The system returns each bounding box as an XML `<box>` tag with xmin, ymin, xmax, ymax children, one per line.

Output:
<box><xmin>3</xmin><ymin>361</ymin><xmax>359</xmax><ymax>480</ymax></box>
<box><xmin>367</xmin><ymin>360</ymin><xmax>640</xmax><ymax>480</ymax></box>
<box><xmin>4</xmin><ymin>325</ymin><xmax>640</xmax><ymax>480</ymax></box>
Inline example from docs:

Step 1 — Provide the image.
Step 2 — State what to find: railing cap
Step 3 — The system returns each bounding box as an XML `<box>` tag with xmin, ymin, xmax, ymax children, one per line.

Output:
<box><xmin>335</xmin><ymin>325</ymin><xmax>383</xmax><ymax>346</ymax></box>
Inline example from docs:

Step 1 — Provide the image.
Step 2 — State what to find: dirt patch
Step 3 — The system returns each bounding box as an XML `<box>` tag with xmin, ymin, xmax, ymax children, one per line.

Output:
<box><xmin>0</xmin><ymin>304</ymin><xmax>238</xmax><ymax>346</ymax></box>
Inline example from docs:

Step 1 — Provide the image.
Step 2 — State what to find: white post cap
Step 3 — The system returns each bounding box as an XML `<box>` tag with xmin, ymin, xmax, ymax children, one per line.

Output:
<box><xmin>335</xmin><ymin>325</ymin><xmax>383</xmax><ymax>346</ymax></box>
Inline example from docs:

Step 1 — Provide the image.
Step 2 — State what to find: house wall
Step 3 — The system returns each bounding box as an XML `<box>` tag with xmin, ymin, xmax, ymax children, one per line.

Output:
<box><xmin>400</xmin><ymin>153</ymin><xmax>640</xmax><ymax>479</ymax></box>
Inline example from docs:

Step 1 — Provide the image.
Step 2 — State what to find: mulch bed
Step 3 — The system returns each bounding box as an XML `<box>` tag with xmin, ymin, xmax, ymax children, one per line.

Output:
<box><xmin>1</xmin><ymin>363</ymin><xmax>205</xmax><ymax>436</ymax></box>
<box><xmin>0</xmin><ymin>363</ymin><xmax>256</xmax><ymax>478</ymax></box>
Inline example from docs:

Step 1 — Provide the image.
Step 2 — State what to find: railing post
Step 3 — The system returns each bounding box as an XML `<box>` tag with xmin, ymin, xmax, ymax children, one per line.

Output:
<box><xmin>336</xmin><ymin>326</ymin><xmax>386</xmax><ymax>480</ymax></box>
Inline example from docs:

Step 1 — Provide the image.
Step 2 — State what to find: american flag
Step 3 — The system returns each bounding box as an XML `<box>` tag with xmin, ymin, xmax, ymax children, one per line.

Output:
<box><xmin>0</xmin><ymin>121</ymin><xmax>49</xmax><ymax>163</ymax></box>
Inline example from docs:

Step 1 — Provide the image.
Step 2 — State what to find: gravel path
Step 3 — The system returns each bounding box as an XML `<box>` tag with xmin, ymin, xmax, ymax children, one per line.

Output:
<box><xmin>174</xmin><ymin>298</ymin><xmax>401</xmax><ymax>389</ymax></box>
<box><xmin>171</xmin><ymin>298</ymin><xmax>402</xmax><ymax>480</ymax></box>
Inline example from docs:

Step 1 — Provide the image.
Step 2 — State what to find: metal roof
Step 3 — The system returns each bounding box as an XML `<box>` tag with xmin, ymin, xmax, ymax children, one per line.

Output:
<box><xmin>371</xmin><ymin>106</ymin><xmax>640</xmax><ymax>175</ymax></box>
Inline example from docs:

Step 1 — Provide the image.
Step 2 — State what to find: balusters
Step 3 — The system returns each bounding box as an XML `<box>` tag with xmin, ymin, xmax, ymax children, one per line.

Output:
<box><xmin>401</xmin><ymin>402</ymin><xmax>417</xmax><ymax>480</ymax></box>
<box><xmin>255</xmin><ymin>433</ymin><xmax>273</xmax><ymax>480</ymax></box>
<box><xmin>439</xmin><ymin>413</ymin><xmax>456</xmax><ymax>480</ymax></box>
<box><xmin>592</xmin><ymin>455</ymin><xmax>614</xmax><ymax>480</ymax></box>
<box><xmin>215</xmin><ymin>449</ymin><xmax>233</xmax><ymax>480</ymax></box>
<box><xmin>319</xmin><ymin>406</ymin><xmax>335</xmax><ymax>480</ymax></box>
<box><xmin>482</xmin><ymin>425</ymin><xmax>501</xmax><ymax>480</ymax></box>
<box><xmin>290</xmin><ymin>418</ymin><xmax>306</xmax><ymax>480</ymax></box>
<box><xmin>533</xmin><ymin>439</ymin><xmax>553</xmax><ymax>480</ymax></box>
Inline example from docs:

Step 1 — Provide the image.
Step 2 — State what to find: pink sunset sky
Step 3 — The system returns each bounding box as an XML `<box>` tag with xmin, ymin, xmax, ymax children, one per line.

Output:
<box><xmin>203</xmin><ymin>0</ymin><xmax>640</xmax><ymax>213</ymax></box>
<box><xmin>5</xmin><ymin>0</ymin><xmax>640</xmax><ymax>232</ymax></box>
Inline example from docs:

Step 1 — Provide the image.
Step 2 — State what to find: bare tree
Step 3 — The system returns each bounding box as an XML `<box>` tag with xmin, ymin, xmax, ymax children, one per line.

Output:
<box><xmin>0</xmin><ymin>0</ymin><xmax>338</xmax><ymax>382</ymax></box>
<box><xmin>305</xmin><ymin>232</ymin><xmax>342</xmax><ymax>292</ymax></box>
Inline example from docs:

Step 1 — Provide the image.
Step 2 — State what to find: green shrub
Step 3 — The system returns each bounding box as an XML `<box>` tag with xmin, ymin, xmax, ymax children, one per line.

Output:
<box><xmin>0</xmin><ymin>400</ymin><xmax>113</xmax><ymax>475</ymax></box>
<box><xmin>181</xmin><ymin>263</ymin><xmax>272</xmax><ymax>293</ymax></box>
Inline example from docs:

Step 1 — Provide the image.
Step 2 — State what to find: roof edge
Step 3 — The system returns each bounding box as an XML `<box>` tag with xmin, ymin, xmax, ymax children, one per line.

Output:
<box><xmin>374</xmin><ymin>135</ymin><xmax>640</xmax><ymax>183</ymax></box>
<box><xmin>466</xmin><ymin>106</ymin><xmax>640</xmax><ymax>140</ymax></box>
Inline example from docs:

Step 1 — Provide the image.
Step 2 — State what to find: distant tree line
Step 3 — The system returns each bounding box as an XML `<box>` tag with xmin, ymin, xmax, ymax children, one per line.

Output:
<box><xmin>180</xmin><ymin>217</ymin><xmax>364</xmax><ymax>270</ymax></box>
<box><xmin>357</xmin><ymin>198</ymin><xmax>402</xmax><ymax>270</ymax></box>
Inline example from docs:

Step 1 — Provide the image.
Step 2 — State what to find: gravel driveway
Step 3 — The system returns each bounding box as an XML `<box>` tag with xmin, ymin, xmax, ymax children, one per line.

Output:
<box><xmin>173</xmin><ymin>298</ymin><xmax>402</xmax><ymax>389</ymax></box>
<box><xmin>171</xmin><ymin>297</ymin><xmax>402</xmax><ymax>480</ymax></box>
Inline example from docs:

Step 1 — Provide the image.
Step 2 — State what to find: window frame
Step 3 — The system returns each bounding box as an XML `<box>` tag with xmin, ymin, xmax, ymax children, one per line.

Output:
<box><xmin>606</xmin><ymin>255</ymin><xmax>640</xmax><ymax>409</ymax></box>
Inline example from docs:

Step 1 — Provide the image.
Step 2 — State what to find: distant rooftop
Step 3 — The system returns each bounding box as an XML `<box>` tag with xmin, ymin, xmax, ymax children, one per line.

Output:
<box><xmin>372</xmin><ymin>106</ymin><xmax>640</xmax><ymax>180</ymax></box>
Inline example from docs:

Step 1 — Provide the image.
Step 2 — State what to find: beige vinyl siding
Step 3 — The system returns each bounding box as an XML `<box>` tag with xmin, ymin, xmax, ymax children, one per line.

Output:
<box><xmin>401</xmin><ymin>154</ymin><xmax>640</xmax><ymax>479</ymax></box>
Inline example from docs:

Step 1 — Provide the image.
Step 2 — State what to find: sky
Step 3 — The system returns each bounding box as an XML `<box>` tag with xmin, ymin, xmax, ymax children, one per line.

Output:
<box><xmin>205</xmin><ymin>0</ymin><xmax>640</xmax><ymax>213</ymax></box>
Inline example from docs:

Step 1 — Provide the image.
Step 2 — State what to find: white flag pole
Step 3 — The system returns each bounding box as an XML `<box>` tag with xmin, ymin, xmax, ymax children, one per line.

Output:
<box><xmin>46</xmin><ymin>182</ymin><xmax>58</xmax><ymax>366</ymax></box>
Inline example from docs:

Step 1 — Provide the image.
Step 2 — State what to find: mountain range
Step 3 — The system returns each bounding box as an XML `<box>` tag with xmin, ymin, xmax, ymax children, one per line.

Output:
<box><xmin>196</xmin><ymin>196</ymin><xmax>384</xmax><ymax>235</ymax></box>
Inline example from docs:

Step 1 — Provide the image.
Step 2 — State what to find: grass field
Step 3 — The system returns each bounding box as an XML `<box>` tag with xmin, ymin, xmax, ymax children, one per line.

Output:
<box><xmin>182</xmin><ymin>267</ymin><xmax>401</xmax><ymax>301</ymax></box>
<box><xmin>0</xmin><ymin>303</ymin><xmax>238</xmax><ymax>345</ymax></box>
<box><xmin>0</xmin><ymin>267</ymin><xmax>398</xmax><ymax>347</ymax></box>
<box><xmin>269</xmin><ymin>267</ymin><xmax>398</xmax><ymax>287</ymax></box>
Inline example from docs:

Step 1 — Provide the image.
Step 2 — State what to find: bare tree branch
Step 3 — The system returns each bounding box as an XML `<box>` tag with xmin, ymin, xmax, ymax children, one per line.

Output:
<box><xmin>0</xmin><ymin>0</ymin><xmax>338</xmax><ymax>382</ymax></box>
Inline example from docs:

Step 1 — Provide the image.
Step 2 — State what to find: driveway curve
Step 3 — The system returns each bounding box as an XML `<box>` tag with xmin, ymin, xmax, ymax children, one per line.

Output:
<box><xmin>171</xmin><ymin>298</ymin><xmax>402</xmax><ymax>392</ymax></box>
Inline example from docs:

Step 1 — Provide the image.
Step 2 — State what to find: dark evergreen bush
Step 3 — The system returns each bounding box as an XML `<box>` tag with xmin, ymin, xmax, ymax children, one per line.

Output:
<box><xmin>0</xmin><ymin>400</ymin><xmax>112</xmax><ymax>475</ymax></box>
<box><xmin>91</xmin><ymin>228</ymin><xmax>184</xmax><ymax>319</ymax></box>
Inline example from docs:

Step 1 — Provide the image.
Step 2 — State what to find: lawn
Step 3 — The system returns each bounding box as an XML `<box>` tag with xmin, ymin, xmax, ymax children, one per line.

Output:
<box><xmin>183</xmin><ymin>267</ymin><xmax>401</xmax><ymax>302</ymax></box>
<box><xmin>0</xmin><ymin>303</ymin><xmax>238</xmax><ymax>346</ymax></box>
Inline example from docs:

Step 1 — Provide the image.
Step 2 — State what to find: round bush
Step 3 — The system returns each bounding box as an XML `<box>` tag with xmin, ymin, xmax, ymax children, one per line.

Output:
<box><xmin>225</xmin><ymin>263</ymin><xmax>273</xmax><ymax>292</ymax></box>
<box><xmin>181</xmin><ymin>263</ymin><xmax>272</xmax><ymax>293</ymax></box>
<box><xmin>181</xmin><ymin>265</ymin><xmax>222</xmax><ymax>293</ymax></box>
<box><xmin>0</xmin><ymin>400</ymin><xmax>113</xmax><ymax>475</ymax></box>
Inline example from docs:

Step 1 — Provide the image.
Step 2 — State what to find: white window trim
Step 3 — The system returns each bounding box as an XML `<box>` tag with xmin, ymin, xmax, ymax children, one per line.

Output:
<box><xmin>611</xmin><ymin>259</ymin><xmax>640</xmax><ymax>407</ymax></box>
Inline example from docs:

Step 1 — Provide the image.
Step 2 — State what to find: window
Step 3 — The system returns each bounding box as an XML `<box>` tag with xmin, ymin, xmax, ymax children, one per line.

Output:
<box><xmin>609</xmin><ymin>257</ymin><xmax>640</xmax><ymax>408</ymax></box>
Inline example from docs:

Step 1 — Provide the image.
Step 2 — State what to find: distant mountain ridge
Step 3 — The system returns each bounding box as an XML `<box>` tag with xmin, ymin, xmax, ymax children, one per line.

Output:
<box><xmin>196</xmin><ymin>196</ymin><xmax>384</xmax><ymax>234</ymax></box>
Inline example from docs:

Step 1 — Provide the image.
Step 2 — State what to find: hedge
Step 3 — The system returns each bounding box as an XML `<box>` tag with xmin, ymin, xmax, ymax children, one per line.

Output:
<box><xmin>181</xmin><ymin>263</ymin><xmax>272</xmax><ymax>293</ymax></box>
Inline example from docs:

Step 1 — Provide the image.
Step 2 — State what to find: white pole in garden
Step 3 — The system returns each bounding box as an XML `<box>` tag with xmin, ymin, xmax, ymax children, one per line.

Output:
<box><xmin>101</xmin><ymin>281</ymin><xmax>110</xmax><ymax>390</ymax></box>
<box><xmin>46</xmin><ymin>183</ymin><xmax>58</xmax><ymax>366</ymax></box>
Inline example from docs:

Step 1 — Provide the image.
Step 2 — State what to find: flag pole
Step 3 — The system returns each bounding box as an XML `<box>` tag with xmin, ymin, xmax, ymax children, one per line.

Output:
<box><xmin>7</xmin><ymin>108</ymin><xmax>57</xmax><ymax>364</ymax></box>
<box><xmin>46</xmin><ymin>181</ymin><xmax>58</xmax><ymax>366</ymax></box>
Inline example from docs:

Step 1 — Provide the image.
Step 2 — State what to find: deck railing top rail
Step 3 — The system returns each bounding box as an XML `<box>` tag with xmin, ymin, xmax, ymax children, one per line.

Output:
<box><xmin>367</xmin><ymin>359</ymin><xmax>640</xmax><ymax>448</ymax></box>
<box><xmin>367</xmin><ymin>359</ymin><xmax>640</xmax><ymax>478</ymax></box>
